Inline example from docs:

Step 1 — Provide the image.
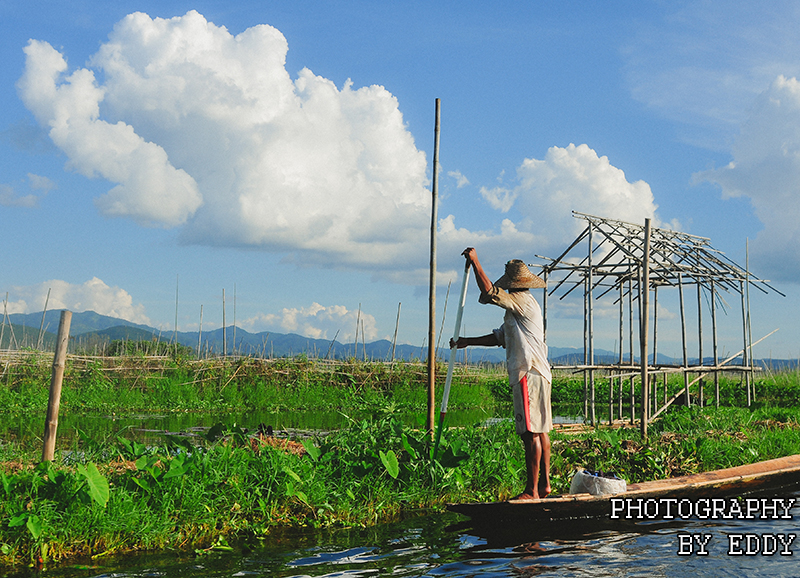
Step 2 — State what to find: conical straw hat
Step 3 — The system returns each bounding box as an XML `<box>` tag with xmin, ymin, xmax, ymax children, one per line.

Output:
<box><xmin>494</xmin><ymin>259</ymin><xmax>546</xmax><ymax>290</ymax></box>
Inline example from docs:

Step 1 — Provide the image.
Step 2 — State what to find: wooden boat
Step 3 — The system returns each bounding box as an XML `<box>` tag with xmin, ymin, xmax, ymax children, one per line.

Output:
<box><xmin>448</xmin><ymin>454</ymin><xmax>800</xmax><ymax>526</ymax></box>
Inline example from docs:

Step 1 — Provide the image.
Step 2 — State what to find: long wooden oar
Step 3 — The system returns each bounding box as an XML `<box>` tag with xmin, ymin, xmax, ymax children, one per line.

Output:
<box><xmin>432</xmin><ymin>261</ymin><xmax>471</xmax><ymax>460</ymax></box>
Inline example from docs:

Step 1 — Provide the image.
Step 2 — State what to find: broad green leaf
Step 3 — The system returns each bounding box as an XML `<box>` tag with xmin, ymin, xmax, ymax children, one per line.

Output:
<box><xmin>135</xmin><ymin>455</ymin><xmax>151</xmax><ymax>471</ymax></box>
<box><xmin>301</xmin><ymin>439</ymin><xmax>321</xmax><ymax>461</ymax></box>
<box><xmin>163</xmin><ymin>456</ymin><xmax>190</xmax><ymax>480</ymax></box>
<box><xmin>401</xmin><ymin>432</ymin><xmax>418</xmax><ymax>460</ymax></box>
<box><xmin>0</xmin><ymin>472</ymin><xmax>10</xmax><ymax>496</ymax></box>
<box><xmin>26</xmin><ymin>515</ymin><xmax>42</xmax><ymax>540</ymax></box>
<box><xmin>8</xmin><ymin>514</ymin><xmax>27</xmax><ymax>528</ymax></box>
<box><xmin>131</xmin><ymin>477</ymin><xmax>151</xmax><ymax>493</ymax></box>
<box><xmin>77</xmin><ymin>462</ymin><xmax>110</xmax><ymax>508</ymax></box>
<box><xmin>379</xmin><ymin>450</ymin><xmax>399</xmax><ymax>479</ymax></box>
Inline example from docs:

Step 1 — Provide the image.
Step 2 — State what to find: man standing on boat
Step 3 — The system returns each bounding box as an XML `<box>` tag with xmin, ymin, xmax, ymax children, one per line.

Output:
<box><xmin>450</xmin><ymin>247</ymin><xmax>552</xmax><ymax>501</ymax></box>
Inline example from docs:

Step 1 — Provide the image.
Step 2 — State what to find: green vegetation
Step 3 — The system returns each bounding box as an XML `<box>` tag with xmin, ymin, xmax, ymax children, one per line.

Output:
<box><xmin>0</xmin><ymin>355</ymin><xmax>504</xmax><ymax>416</ymax></box>
<box><xmin>2</xmin><ymin>354</ymin><xmax>800</xmax><ymax>570</ymax></box>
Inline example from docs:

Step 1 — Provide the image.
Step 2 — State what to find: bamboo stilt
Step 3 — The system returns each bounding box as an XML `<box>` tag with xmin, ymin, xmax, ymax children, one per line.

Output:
<box><xmin>42</xmin><ymin>310</ymin><xmax>71</xmax><ymax>462</ymax></box>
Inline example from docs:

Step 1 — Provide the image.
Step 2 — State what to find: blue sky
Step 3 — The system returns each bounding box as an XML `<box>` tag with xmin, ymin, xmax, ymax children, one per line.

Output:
<box><xmin>2</xmin><ymin>1</ymin><xmax>800</xmax><ymax>360</ymax></box>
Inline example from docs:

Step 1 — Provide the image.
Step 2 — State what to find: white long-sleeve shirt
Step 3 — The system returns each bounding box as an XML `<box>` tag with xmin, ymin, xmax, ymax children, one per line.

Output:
<box><xmin>480</xmin><ymin>286</ymin><xmax>552</xmax><ymax>385</ymax></box>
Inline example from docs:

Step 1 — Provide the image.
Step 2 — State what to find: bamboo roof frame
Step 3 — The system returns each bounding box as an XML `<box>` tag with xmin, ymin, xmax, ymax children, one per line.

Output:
<box><xmin>532</xmin><ymin>211</ymin><xmax>784</xmax><ymax>427</ymax></box>
<box><xmin>537</xmin><ymin>212</ymin><xmax>784</xmax><ymax>304</ymax></box>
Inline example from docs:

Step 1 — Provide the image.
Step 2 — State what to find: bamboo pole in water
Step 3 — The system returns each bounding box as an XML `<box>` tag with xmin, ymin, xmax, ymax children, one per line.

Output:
<box><xmin>42</xmin><ymin>310</ymin><xmax>71</xmax><ymax>462</ymax></box>
<box><xmin>427</xmin><ymin>98</ymin><xmax>441</xmax><ymax>435</ymax></box>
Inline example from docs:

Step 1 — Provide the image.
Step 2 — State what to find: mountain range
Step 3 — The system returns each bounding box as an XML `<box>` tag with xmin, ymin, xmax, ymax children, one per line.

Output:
<box><xmin>3</xmin><ymin>309</ymin><xmax>797</xmax><ymax>369</ymax></box>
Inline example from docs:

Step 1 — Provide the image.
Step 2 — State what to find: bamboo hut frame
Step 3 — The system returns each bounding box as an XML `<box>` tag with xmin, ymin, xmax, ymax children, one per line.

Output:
<box><xmin>536</xmin><ymin>211</ymin><xmax>784</xmax><ymax>430</ymax></box>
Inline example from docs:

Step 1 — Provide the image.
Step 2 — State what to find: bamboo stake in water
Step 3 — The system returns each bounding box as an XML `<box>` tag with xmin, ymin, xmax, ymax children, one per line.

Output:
<box><xmin>432</xmin><ymin>262</ymin><xmax>470</xmax><ymax>461</ymax></box>
<box><xmin>42</xmin><ymin>310</ymin><xmax>71</xmax><ymax>462</ymax></box>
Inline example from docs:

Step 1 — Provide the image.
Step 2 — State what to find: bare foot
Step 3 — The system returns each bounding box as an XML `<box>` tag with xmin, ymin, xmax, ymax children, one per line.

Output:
<box><xmin>538</xmin><ymin>482</ymin><xmax>552</xmax><ymax>498</ymax></box>
<box><xmin>509</xmin><ymin>491</ymin><xmax>539</xmax><ymax>501</ymax></box>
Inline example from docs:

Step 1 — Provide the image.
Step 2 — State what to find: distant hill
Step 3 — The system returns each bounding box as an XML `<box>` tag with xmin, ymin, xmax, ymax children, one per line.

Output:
<box><xmin>5</xmin><ymin>310</ymin><xmax>798</xmax><ymax>369</ymax></box>
<box><xmin>0</xmin><ymin>321</ymin><xmax>57</xmax><ymax>350</ymax></box>
<box><xmin>8</xmin><ymin>310</ymin><xmax>153</xmax><ymax>337</ymax></box>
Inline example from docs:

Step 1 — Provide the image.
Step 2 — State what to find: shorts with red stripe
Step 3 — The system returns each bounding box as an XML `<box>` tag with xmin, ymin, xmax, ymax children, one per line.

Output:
<box><xmin>512</xmin><ymin>371</ymin><xmax>552</xmax><ymax>435</ymax></box>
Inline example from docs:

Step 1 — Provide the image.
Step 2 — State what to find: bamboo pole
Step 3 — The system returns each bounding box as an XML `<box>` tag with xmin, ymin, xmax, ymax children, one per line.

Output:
<box><xmin>697</xmin><ymin>280</ymin><xmax>704</xmax><ymax>407</ymax></box>
<box><xmin>652</xmin><ymin>285</ymin><xmax>659</xmax><ymax>416</ymax></box>
<box><xmin>42</xmin><ymin>310</ymin><xmax>71</xmax><ymax>462</ymax></box>
<box><xmin>628</xmin><ymin>275</ymin><xmax>634</xmax><ymax>424</ymax></box>
<box><xmin>37</xmin><ymin>288</ymin><xmax>51</xmax><ymax>351</ymax></box>
<box><xmin>355</xmin><ymin>303</ymin><xmax>361</xmax><ymax>359</ymax></box>
<box><xmin>198</xmin><ymin>305</ymin><xmax>203</xmax><ymax>359</ymax></box>
<box><xmin>746</xmin><ymin>239</ymin><xmax>754</xmax><ymax>402</ymax></box>
<box><xmin>588</xmin><ymin>224</ymin><xmax>596</xmax><ymax>427</ymax></box>
<box><xmin>711</xmin><ymin>279</ymin><xmax>719</xmax><ymax>406</ymax></box>
<box><xmin>391</xmin><ymin>302</ymin><xmax>401</xmax><ymax>362</ymax></box>
<box><xmin>542</xmin><ymin>270</ymin><xmax>548</xmax><ymax>342</ymax></box>
<box><xmin>436</xmin><ymin>279</ymin><xmax>452</xmax><ymax>357</ymax></box>
<box><xmin>583</xmin><ymin>276</ymin><xmax>588</xmax><ymax>420</ymax></box>
<box><xmin>173</xmin><ymin>275</ymin><xmax>179</xmax><ymax>354</ymax></box>
<box><xmin>651</xmin><ymin>329</ymin><xmax>777</xmax><ymax>421</ymax></box>
<box><xmin>740</xmin><ymin>280</ymin><xmax>750</xmax><ymax>406</ymax></box>
<box><xmin>362</xmin><ymin>318</ymin><xmax>367</xmax><ymax>361</ymax></box>
<box><xmin>1</xmin><ymin>293</ymin><xmax>7</xmax><ymax>349</ymax></box>
<box><xmin>640</xmin><ymin>218</ymin><xmax>651</xmax><ymax>438</ymax></box>
<box><xmin>678</xmin><ymin>272</ymin><xmax>689</xmax><ymax>406</ymax></box>
<box><xmin>427</xmin><ymin>98</ymin><xmax>441</xmax><ymax>435</ymax></box>
<box><xmin>617</xmin><ymin>279</ymin><xmax>624</xmax><ymax>421</ymax></box>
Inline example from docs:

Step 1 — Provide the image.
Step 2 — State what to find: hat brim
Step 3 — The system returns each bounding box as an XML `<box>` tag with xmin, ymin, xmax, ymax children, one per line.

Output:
<box><xmin>495</xmin><ymin>272</ymin><xmax>546</xmax><ymax>290</ymax></box>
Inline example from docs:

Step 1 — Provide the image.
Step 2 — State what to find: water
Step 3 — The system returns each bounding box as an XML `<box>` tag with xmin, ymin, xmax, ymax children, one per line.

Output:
<box><xmin>1</xmin><ymin>409</ymin><xmax>582</xmax><ymax>449</ymax></box>
<box><xmin>18</xmin><ymin>490</ymin><xmax>800</xmax><ymax>578</ymax></box>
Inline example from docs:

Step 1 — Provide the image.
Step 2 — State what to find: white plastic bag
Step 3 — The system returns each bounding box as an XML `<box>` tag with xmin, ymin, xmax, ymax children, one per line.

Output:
<box><xmin>569</xmin><ymin>468</ymin><xmax>627</xmax><ymax>496</ymax></box>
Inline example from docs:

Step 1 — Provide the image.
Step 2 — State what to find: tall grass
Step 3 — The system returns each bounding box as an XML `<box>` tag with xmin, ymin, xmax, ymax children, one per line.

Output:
<box><xmin>0</xmin><ymin>356</ymin><xmax>505</xmax><ymax>415</ymax></box>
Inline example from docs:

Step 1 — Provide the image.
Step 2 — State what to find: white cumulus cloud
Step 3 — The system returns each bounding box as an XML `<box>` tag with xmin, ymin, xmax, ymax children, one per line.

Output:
<box><xmin>478</xmin><ymin>144</ymin><xmax>660</xmax><ymax>250</ymax></box>
<box><xmin>696</xmin><ymin>75</ymin><xmax>800</xmax><ymax>280</ymax></box>
<box><xmin>18</xmin><ymin>11</ymin><xmax>430</xmax><ymax>267</ymax></box>
<box><xmin>5</xmin><ymin>278</ymin><xmax>151</xmax><ymax>324</ymax></box>
<box><xmin>241</xmin><ymin>302</ymin><xmax>376</xmax><ymax>342</ymax></box>
<box><xmin>17</xmin><ymin>39</ymin><xmax>202</xmax><ymax>227</ymax></box>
